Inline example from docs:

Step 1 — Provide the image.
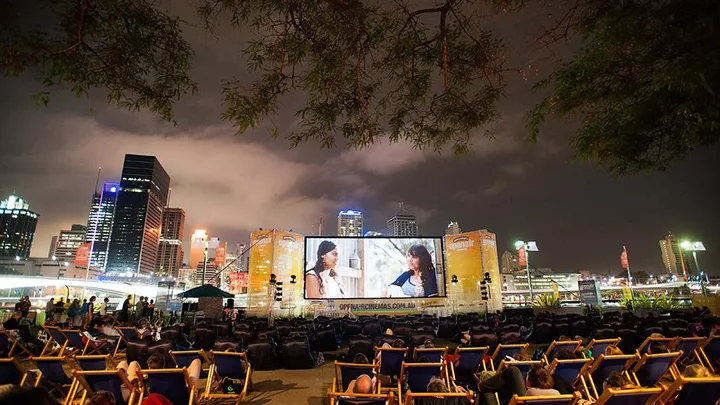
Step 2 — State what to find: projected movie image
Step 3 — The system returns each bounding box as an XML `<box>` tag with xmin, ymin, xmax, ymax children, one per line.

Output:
<box><xmin>304</xmin><ymin>237</ymin><xmax>445</xmax><ymax>299</ymax></box>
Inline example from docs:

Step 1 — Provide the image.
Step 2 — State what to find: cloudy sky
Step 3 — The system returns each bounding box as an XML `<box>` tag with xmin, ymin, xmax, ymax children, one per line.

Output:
<box><xmin>1</xmin><ymin>2</ymin><xmax>718</xmax><ymax>276</ymax></box>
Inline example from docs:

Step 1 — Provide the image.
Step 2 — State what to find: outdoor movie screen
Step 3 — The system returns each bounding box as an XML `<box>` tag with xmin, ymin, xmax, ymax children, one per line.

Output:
<box><xmin>304</xmin><ymin>237</ymin><xmax>446</xmax><ymax>299</ymax></box>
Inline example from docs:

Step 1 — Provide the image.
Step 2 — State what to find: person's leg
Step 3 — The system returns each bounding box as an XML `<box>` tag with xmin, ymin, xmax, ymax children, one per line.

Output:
<box><xmin>187</xmin><ymin>358</ymin><xmax>202</xmax><ymax>388</ymax></box>
<box><xmin>497</xmin><ymin>366</ymin><xmax>526</xmax><ymax>404</ymax></box>
<box><xmin>553</xmin><ymin>375</ymin><xmax>574</xmax><ymax>394</ymax></box>
<box><xmin>116</xmin><ymin>360</ymin><xmax>129</xmax><ymax>371</ymax></box>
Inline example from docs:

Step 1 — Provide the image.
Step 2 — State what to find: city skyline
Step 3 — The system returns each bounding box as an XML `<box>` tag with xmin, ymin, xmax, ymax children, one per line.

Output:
<box><xmin>1</xmin><ymin>4</ymin><xmax>717</xmax><ymax>276</ymax></box>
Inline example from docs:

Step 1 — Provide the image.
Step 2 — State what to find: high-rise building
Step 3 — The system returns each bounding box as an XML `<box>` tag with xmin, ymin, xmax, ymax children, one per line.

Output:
<box><xmin>157</xmin><ymin>208</ymin><xmax>185</xmax><ymax>277</ymax></box>
<box><xmin>48</xmin><ymin>236</ymin><xmax>58</xmax><ymax>258</ymax></box>
<box><xmin>189</xmin><ymin>229</ymin><xmax>209</xmax><ymax>269</ymax></box>
<box><xmin>659</xmin><ymin>232</ymin><xmax>695</xmax><ymax>279</ymax></box>
<box><xmin>0</xmin><ymin>194</ymin><xmax>39</xmax><ymax>259</ymax></box>
<box><xmin>500</xmin><ymin>250</ymin><xmax>520</xmax><ymax>274</ymax></box>
<box><xmin>52</xmin><ymin>224</ymin><xmax>87</xmax><ymax>261</ymax></box>
<box><xmin>337</xmin><ymin>210</ymin><xmax>363</xmax><ymax>236</ymax></box>
<box><xmin>106</xmin><ymin>155</ymin><xmax>170</xmax><ymax>274</ymax></box>
<box><xmin>386</xmin><ymin>202</ymin><xmax>418</xmax><ymax>237</ymax></box>
<box><xmin>445</xmin><ymin>221</ymin><xmax>461</xmax><ymax>235</ymax></box>
<box><xmin>85</xmin><ymin>182</ymin><xmax>119</xmax><ymax>270</ymax></box>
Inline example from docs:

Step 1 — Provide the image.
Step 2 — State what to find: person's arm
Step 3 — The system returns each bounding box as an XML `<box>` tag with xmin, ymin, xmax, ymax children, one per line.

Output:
<box><xmin>306</xmin><ymin>274</ymin><xmax>321</xmax><ymax>299</ymax></box>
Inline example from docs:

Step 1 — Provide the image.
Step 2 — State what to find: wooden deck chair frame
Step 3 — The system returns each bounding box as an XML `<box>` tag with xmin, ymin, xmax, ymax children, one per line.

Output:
<box><xmin>585</xmin><ymin>338</ymin><xmax>621</xmax><ymax>358</ymax></box>
<box><xmin>68</xmin><ymin>369</ymin><xmax>137</xmax><ymax>405</ymax></box>
<box><xmin>669</xmin><ymin>336</ymin><xmax>705</xmax><ymax>364</ymax></box>
<box><xmin>454</xmin><ymin>346</ymin><xmax>490</xmax><ymax>372</ymax></box>
<box><xmin>414</xmin><ymin>347</ymin><xmax>448</xmax><ymax>362</ymax></box>
<box><xmin>547</xmin><ymin>358</ymin><xmax>593</xmax><ymax>400</ymax></box>
<box><xmin>585</xmin><ymin>354</ymin><xmax>639</xmax><ymax>400</ymax></box>
<box><xmin>40</xmin><ymin>325</ymin><xmax>69</xmax><ymax>357</ymax></box>
<box><xmin>30</xmin><ymin>356</ymin><xmax>75</xmax><ymax>402</ymax></box>
<box><xmin>655</xmin><ymin>375</ymin><xmax>720</xmax><ymax>404</ymax></box>
<box><xmin>398</xmin><ymin>361</ymin><xmax>448</xmax><ymax>399</ymax></box>
<box><xmin>203</xmin><ymin>351</ymin><xmax>252</xmax><ymax>403</ymax></box>
<box><xmin>169</xmin><ymin>349</ymin><xmax>210</xmax><ymax>368</ymax></box>
<box><xmin>543</xmin><ymin>340</ymin><xmax>582</xmax><ymax>363</ymax></box>
<box><xmin>375</xmin><ymin>347</ymin><xmax>409</xmax><ymax>393</ymax></box>
<box><xmin>591</xmin><ymin>387</ymin><xmax>662</xmax><ymax>405</ymax></box>
<box><xmin>0</xmin><ymin>358</ymin><xmax>30</xmax><ymax>387</ymax></box>
<box><xmin>636</xmin><ymin>337</ymin><xmax>677</xmax><ymax>355</ymax></box>
<box><xmin>112</xmin><ymin>326</ymin><xmax>142</xmax><ymax>358</ymax></box>
<box><xmin>137</xmin><ymin>367</ymin><xmax>198</xmax><ymax>405</ymax></box>
<box><xmin>404</xmin><ymin>390</ymin><xmax>474</xmax><ymax>405</ymax></box>
<box><xmin>696</xmin><ymin>334</ymin><xmax>718</xmax><ymax>373</ymax></box>
<box><xmin>490</xmin><ymin>343</ymin><xmax>529</xmax><ymax>371</ymax></box>
<box><xmin>495</xmin><ymin>359</ymin><xmax>545</xmax><ymax>376</ymax></box>
<box><xmin>61</xmin><ymin>329</ymin><xmax>107</xmax><ymax>356</ymax></box>
<box><xmin>71</xmin><ymin>354</ymin><xmax>114</xmax><ymax>371</ymax></box>
<box><xmin>332</xmin><ymin>361</ymin><xmax>380</xmax><ymax>393</ymax></box>
<box><xmin>508</xmin><ymin>392</ymin><xmax>579</xmax><ymax>405</ymax></box>
<box><xmin>0</xmin><ymin>331</ymin><xmax>34</xmax><ymax>358</ymax></box>
<box><xmin>327</xmin><ymin>390</ymin><xmax>394</xmax><ymax>405</ymax></box>
<box><xmin>629</xmin><ymin>351</ymin><xmax>682</xmax><ymax>387</ymax></box>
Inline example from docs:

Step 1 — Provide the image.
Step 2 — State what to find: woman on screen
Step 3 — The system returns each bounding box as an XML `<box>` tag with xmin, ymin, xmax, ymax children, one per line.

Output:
<box><xmin>387</xmin><ymin>244</ymin><xmax>439</xmax><ymax>298</ymax></box>
<box><xmin>305</xmin><ymin>240</ymin><xmax>345</xmax><ymax>299</ymax></box>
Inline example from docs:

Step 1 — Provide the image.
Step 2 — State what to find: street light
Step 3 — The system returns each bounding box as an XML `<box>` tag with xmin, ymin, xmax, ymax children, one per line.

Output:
<box><xmin>681</xmin><ymin>240</ymin><xmax>707</xmax><ymax>282</ymax></box>
<box><xmin>515</xmin><ymin>240</ymin><xmax>539</xmax><ymax>304</ymax></box>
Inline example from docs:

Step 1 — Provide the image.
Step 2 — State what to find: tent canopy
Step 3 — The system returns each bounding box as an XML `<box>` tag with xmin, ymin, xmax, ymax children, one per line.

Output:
<box><xmin>176</xmin><ymin>284</ymin><xmax>234</xmax><ymax>298</ymax></box>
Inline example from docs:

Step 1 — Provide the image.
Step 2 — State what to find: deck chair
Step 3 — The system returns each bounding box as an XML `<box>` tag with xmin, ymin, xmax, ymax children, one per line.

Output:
<box><xmin>449</xmin><ymin>346</ymin><xmax>488</xmax><ymax>387</ymax></box>
<box><xmin>62</xmin><ymin>329</ymin><xmax>109</xmax><ymax>355</ymax></box>
<box><xmin>543</xmin><ymin>340</ymin><xmax>582</xmax><ymax>363</ymax></box>
<box><xmin>31</xmin><ymin>356</ymin><xmax>74</xmax><ymax>399</ymax></box>
<box><xmin>332</xmin><ymin>361</ymin><xmax>380</xmax><ymax>392</ymax></box>
<box><xmin>585</xmin><ymin>339</ymin><xmax>621</xmax><ymax>358</ymax></box>
<box><xmin>591</xmin><ymin>387</ymin><xmax>661</xmax><ymax>405</ymax></box>
<box><xmin>547</xmin><ymin>358</ymin><xmax>593</xmax><ymax>399</ymax></box>
<box><xmin>74</xmin><ymin>355</ymin><xmax>112</xmax><ymax>371</ymax></box>
<box><xmin>404</xmin><ymin>390</ymin><xmax>474</xmax><ymax>405</ymax></box>
<box><xmin>585</xmin><ymin>354</ymin><xmax>639</xmax><ymax>399</ymax></box>
<box><xmin>328</xmin><ymin>390</ymin><xmax>394</xmax><ymax>405</ymax></box>
<box><xmin>138</xmin><ymin>368</ymin><xmax>198</xmax><ymax>405</ymax></box>
<box><xmin>655</xmin><ymin>375</ymin><xmax>720</xmax><ymax>405</ymax></box>
<box><xmin>170</xmin><ymin>349</ymin><xmax>209</xmax><ymax>368</ymax></box>
<box><xmin>671</xmin><ymin>337</ymin><xmax>705</xmax><ymax>366</ymax></box>
<box><xmin>414</xmin><ymin>347</ymin><xmax>448</xmax><ymax>363</ymax></box>
<box><xmin>508</xmin><ymin>392</ymin><xmax>579</xmax><ymax>405</ymax></box>
<box><xmin>399</xmin><ymin>362</ymin><xmax>447</xmax><ymax>395</ymax></box>
<box><xmin>376</xmin><ymin>347</ymin><xmax>408</xmax><ymax>390</ymax></box>
<box><xmin>696</xmin><ymin>334</ymin><xmax>719</xmax><ymax>373</ymax></box>
<box><xmin>0</xmin><ymin>358</ymin><xmax>29</xmax><ymax>387</ymax></box>
<box><xmin>40</xmin><ymin>326</ymin><xmax>69</xmax><ymax>357</ymax></box>
<box><xmin>204</xmin><ymin>351</ymin><xmax>252</xmax><ymax>403</ymax></box>
<box><xmin>636</xmin><ymin>336</ymin><xmax>676</xmax><ymax>355</ymax></box>
<box><xmin>70</xmin><ymin>369</ymin><xmax>137</xmax><ymax>405</ymax></box>
<box><xmin>496</xmin><ymin>360</ymin><xmax>544</xmax><ymax>382</ymax></box>
<box><xmin>490</xmin><ymin>344</ymin><xmax>529</xmax><ymax>371</ymax></box>
<box><xmin>113</xmin><ymin>326</ymin><xmax>143</xmax><ymax>358</ymax></box>
<box><xmin>630</xmin><ymin>351</ymin><xmax>682</xmax><ymax>387</ymax></box>
<box><xmin>0</xmin><ymin>331</ymin><xmax>34</xmax><ymax>358</ymax></box>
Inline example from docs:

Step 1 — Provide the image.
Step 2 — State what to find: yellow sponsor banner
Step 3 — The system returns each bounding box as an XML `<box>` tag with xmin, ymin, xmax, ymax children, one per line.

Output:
<box><xmin>273</xmin><ymin>230</ymin><xmax>304</xmax><ymax>302</ymax></box>
<box><xmin>247</xmin><ymin>230</ymin><xmax>274</xmax><ymax>309</ymax></box>
<box><xmin>445</xmin><ymin>231</ymin><xmax>483</xmax><ymax>302</ymax></box>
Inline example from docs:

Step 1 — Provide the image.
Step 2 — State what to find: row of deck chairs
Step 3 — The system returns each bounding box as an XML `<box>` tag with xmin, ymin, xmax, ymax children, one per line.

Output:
<box><xmin>0</xmin><ymin>348</ymin><xmax>252</xmax><ymax>405</ymax></box>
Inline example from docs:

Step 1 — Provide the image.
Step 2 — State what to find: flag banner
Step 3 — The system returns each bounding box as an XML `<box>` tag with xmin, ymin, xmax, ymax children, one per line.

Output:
<box><xmin>74</xmin><ymin>242</ymin><xmax>91</xmax><ymax>267</ymax></box>
<box><xmin>518</xmin><ymin>246</ymin><xmax>527</xmax><ymax>267</ymax></box>
<box><xmin>620</xmin><ymin>247</ymin><xmax>629</xmax><ymax>269</ymax></box>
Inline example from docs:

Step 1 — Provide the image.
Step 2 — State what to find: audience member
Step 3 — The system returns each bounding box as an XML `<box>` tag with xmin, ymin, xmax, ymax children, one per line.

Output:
<box><xmin>605</xmin><ymin>346</ymin><xmax>623</xmax><ymax>355</ymax></box>
<box><xmin>88</xmin><ymin>391</ymin><xmax>116</xmax><ymax>405</ymax></box>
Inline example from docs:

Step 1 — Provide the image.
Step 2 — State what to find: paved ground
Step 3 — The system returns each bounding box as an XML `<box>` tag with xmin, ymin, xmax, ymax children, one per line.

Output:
<box><xmin>244</xmin><ymin>362</ymin><xmax>336</xmax><ymax>405</ymax></box>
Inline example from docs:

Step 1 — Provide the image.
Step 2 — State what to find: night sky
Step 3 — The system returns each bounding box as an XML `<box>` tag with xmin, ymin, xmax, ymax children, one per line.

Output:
<box><xmin>1</xmin><ymin>2</ymin><xmax>718</xmax><ymax>276</ymax></box>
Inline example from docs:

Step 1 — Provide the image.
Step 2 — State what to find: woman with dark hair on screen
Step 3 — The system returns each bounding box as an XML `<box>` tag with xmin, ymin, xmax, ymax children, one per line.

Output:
<box><xmin>305</xmin><ymin>240</ymin><xmax>345</xmax><ymax>299</ymax></box>
<box><xmin>388</xmin><ymin>244</ymin><xmax>439</xmax><ymax>298</ymax></box>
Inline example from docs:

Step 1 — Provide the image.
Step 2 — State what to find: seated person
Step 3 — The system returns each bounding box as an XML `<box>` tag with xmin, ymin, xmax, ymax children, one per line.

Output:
<box><xmin>477</xmin><ymin>365</ymin><xmax>559</xmax><ymax>405</ymax></box>
<box><xmin>117</xmin><ymin>352</ymin><xmax>201</xmax><ymax>400</ymax></box>
<box><xmin>415</xmin><ymin>376</ymin><xmax>470</xmax><ymax>405</ymax></box>
<box><xmin>345</xmin><ymin>374</ymin><xmax>374</xmax><ymax>394</ymax></box>
<box><xmin>353</xmin><ymin>353</ymin><xmax>370</xmax><ymax>364</ymax></box>
<box><xmin>575</xmin><ymin>371</ymin><xmax>637</xmax><ymax>405</ymax></box>
<box><xmin>2</xmin><ymin>312</ymin><xmax>22</xmax><ymax>331</ymax></box>
<box><xmin>605</xmin><ymin>346</ymin><xmax>623</xmax><ymax>356</ymax></box>
<box><xmin>89</xmin><ymin>391</ymin><xmax>116</xmax><ymax>405</ymax></box>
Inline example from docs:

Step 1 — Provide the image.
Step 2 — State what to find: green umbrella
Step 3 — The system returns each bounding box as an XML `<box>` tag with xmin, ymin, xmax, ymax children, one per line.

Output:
<box><xmin>176</xmin><ymin>284</ymin><xmax>234</xmax><ymax>298</ymax></box>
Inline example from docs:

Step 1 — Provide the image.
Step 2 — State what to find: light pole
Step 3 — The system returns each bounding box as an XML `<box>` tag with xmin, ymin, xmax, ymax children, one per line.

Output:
<box><xmin>681</xmin><ymin>241</ymin><xmax>707</xmax><ymax>294</ymax></box>
<box><xmin>515</xmin><ymin>240</ymin><xmax>539</xmax><ymax>305</ymax></box>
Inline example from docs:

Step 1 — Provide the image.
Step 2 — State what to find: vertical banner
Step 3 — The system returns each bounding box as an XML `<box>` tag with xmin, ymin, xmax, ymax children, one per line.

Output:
<box><xmin>273</xmin><ymin>231</ymin><xmax>304</xmax><ymax>303</ymax></box>
<box><xmin>229</xmin><ymin>272</ymin><xmax>249</xmax><ymax>294</ymax></box>
<box><xmin>479</xmin><ymin>231</ymin><xmax>503</xmax><ymax>312</ymax></box>
<box><xmin>214</xmin><ymin>243</ymin><xmax>227</xmax><ymax>267</ymax></box>
<box><xmin>445</xmin><ymin>231</ymin><xmax>482</xmax><ymax>308</ymax></box>
<box><xmin>517</xmin><ymin>246</ymin><xmax>527</xmax><ymax>267</ymax></box>
<box><xmin>247</xmin><ymin>230</ymin><xmax>274</xmax><ymax>311</ymax></box>
<box><xmin>74</xmin><ymin>242</ymin><xmax>91</xmax><ymax>267</ymax></box>
<box><xmin>620</xmin><ymin>247</ymin><xmax>629</xmax><ymax>269</ymax></box>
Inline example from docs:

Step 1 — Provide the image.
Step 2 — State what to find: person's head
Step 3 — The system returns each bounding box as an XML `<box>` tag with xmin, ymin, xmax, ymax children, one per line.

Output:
<box><xmin>423</xmin><ymin>339</ymin><xmax>434</xmax><ymax>348</ymax></box>
<box><xmin>150</xmin><ymin>299</ymin><xmax>154</xmax><ymax>304</ymax></box>
<box><xmin>605</xmin><ymin>346</ymin><xmax>624</xmax><ymax>355</ymax></box>
<box><xmin>526</xmin><ymin>366</ymin><xmax>554</xmax><ymax>389</ymax></box>
<box><xmin>417</xmin><ymin>356</ymin><xmax>430</xmax><ymax>363</ymax></box>
<box><xmin>147</xmin><ymin>352</ymin><xmax>166</xmax><ymax>369</ymax></box>
<box><xmin>89</xmin><ymin>296</ymin><xmax>96</xmax><ymax>303</ymax></box>
<box><xmin>127</xmin><ymin>295</ymin><xmax>131</xmax><ymax>300</ymax></box>
<box><xmin>407</xmin><ymin>244</ymin><xmax>435</xmax><ymax>283</ymax></box>
<box><xmin>513</xmin><ymin>353</ymin><xmax>531</xmax><ymax>361</ymax></box>
<box><xmin>648</xmin><ymin>333</ymin><xmax>665</xmax><ymax>339</ymax></box>
<box><xmin>385</xmin><ymin>329</ymin><xmax>394</xmax><ymax>336</ymax></box>
<box><xmin>59</xmin><ymin>297</ymin><xmax>64</xmax><ymax>302</ymax></box>
<box><xmin>648</xmin><ymin>342</ymin><xmax>668</xmax><ymax>354</ymax></box>
<box><xmin>353</xmin><ymin>353</ymin><xmax>370</xmax><ymax>364</ymax></box>
<box><xmin>684</xmin><ymin>364</ymin><xmax>711</xmax><ymax>378</ymax></box>
<box><xmin>604</xmin><ymin>371</ymin><xmax>635</xmax><ymax>390</ymax></box>
<box><xmin>49</xmin><ymin>297</ymin><xmax>54</xmax><ymax>302</ymax></box>
<box><xmin>555</xmin><ymin>349</ymin><xmax>576</xmax><ymax>360</ymax></box>
<box><xmin>557</xmin><ymin>335</ymin><xmax>572</xmax><ymax>342</ymax></box>
<box><xmin>83</xmin><ymin>299</ymin><xmax>87</xmax><ymax>303</ymax></box>
<box><xmin>427</xmin><ymin>376</ymin><xmax>449</xmax><ymax>393</ymax></box>
<box><xmin>353</xmin><ymin>374</ymin><xmax>374</xmax><ymax>394</ymax></box>
<box><xmin>104</xmin><ymin>297</ymin><xmax>109</xmax><ymax>303</ymax></box>
<box><xmin>88</xmin><ymin>390</ymin><xmax>116</xmax><ymax>405</ymax></box>
<box><xmin>316</xmin><ymin>241</ymin><xmax>338</xmax><ymax>271</ymax></box>
<box><xmin>391</xmin><ymin>339</ymin><xmax>405</xmax><ymax>348</ymax></box>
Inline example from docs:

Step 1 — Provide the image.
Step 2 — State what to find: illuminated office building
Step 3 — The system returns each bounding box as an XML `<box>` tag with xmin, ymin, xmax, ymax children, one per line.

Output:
<box><xmin>337</xmin><ymin>210</ymin><xmax>363</xmax><ymax>236</ymax></box>
<box><xmin>157</xmin><ymin>208</ymin><xmax>185</xmax><ymax>277</ymax></box>
<box><xmin>85</xmin><ymin>182</ymin><xmax>119</xmax><ymax>270</ymax></box>
<box><xmin>387</xmin><ymin>203</ymin><xmax>418</xmax><ymax>237</ymax></box>
<box><xmin>0</xmin><ymin>194</ymin><xmax>39</xmax><ymax>259</ymax></box>
<box><xmin>52</xmin><ymin>224</ymin><xmax>87</xmax><ymax>261</ymax></box>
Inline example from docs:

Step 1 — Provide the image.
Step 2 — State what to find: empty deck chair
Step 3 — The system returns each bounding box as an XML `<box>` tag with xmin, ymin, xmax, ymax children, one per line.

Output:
<box><xmin>333</xmin><ymin>361</ymin><xmax>379</xmax><ymax>393</ymax></box>
<box><xmin>656</xmin><ymin>375</ymin><xmax>720</xmax><ymax>405</ymax></box>
<box><xmin>113</xmin><ymin>326</ymin><xmax>143</xmax><ymax>358</ymax></box>
<box><xmin>70</xmin><ymin>369</ymin><xmax>137</xmax><ymax>405</ymax></box>
<box><xmin>630</xmin><ymin>351</ymin><xmax>682</xmax><ymax>387</ymax></box>
<box><xmin>491</xmin><ymin>344</ymin><xmax>529</xmax><ymax>371</ymax></box>
<box><xmin>204</xmin><ymin>351</ymin><xmax>252</xmax><ymax>403</ymax></box>
<box><xmin>507</xmin><ymin>393</ymin><xmax>579</xmax><ymax>405</ymax></box>
<box><xmin>138</xmin><ymin>368</ymin><xmax>198</xmax><ymax>405</ymax></box>
<box><xmin>74</xmin><ymin>355</ymin><xmax>111</xmax><ymax>371</ymax></box>
<box><xmin>0</xmin><ymin>358</ymin><xmax>29</xmax><ymax>387</ymax></box>
<box><xmin>585</xmin><ymin>339</ymin><xmax>621</xmax><ymax>358</ymax></box>
<box><xmin>327</xmin><ymin>390</ymin><xmax>394</xmax><ymax>405</ymax></box>
<box><xmin>0</xmin><ymin>331</ymin><xmax>33</xmax><ymax>358</ymax></box>
<box><xmin>414</xmin><ymin>347</ymin><xmax>448</xmax><ymax>363</ymax></box>
<box><xmin>671</xmin><ymin>337</ymin><xmax>705</xmax><ymax>366</ymax></box>
<box><xmin>591</xmin><ymin>387</ymin><xmax>661</xmax><ymax>405</ymax></box>
<box><xmin>696</xmin><ymin>334</ymin><xmax>719</xmax><ymax>373</ymax></box>
<box><xmin>586</xmin><ymin>354</ymin><xmax>639</xmax><ymax>399</ymax></box>
<box><xmin>31</xmin><ymin>356</ymin><xmax>75</xmax><ymax>399</ymax></box>
<box><xmin>39</xmin><ymin>326</ymin><xmax>69</xmax><ymax>357</ymax></box>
